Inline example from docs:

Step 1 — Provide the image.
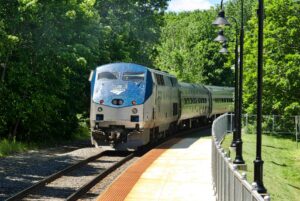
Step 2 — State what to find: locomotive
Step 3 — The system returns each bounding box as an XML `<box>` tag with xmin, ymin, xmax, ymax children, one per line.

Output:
<box><xmin>89</xmin><ymin>63</ymin><xmax>233</xmax><ymax>150</ymax></box>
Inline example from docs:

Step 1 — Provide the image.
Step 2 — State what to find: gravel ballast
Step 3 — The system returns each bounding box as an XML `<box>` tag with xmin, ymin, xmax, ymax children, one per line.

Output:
<box><xmin>0</xmin><ymin>142</ymin><xmax>137</xmax><ymax>201</ymax></box>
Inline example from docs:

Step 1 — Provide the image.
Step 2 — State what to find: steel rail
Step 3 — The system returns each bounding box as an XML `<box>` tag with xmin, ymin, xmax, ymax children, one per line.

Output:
<box><xmin>6</xmin><ymin>150</ymin><xmax>114</xmax><ymax>201</ymax></box>
<box><xmin>66</xmin><ymin>152</ymin><xmax>135</xmax><ymax>201</ymax></box>
<box><xmin>66</xmin><ymin>126</ymin><xmax>210</xmax><ymax>201</ymax></box>
<box><xmin>6</xmin><ymin>125</ymin><xmax>210</xmax><ymax>201</ymax></box>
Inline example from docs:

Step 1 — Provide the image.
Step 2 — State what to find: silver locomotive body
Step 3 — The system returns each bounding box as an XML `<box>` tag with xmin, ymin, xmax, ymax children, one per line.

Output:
<box><xmin>90</xmin><ymin>63</ymin><xmax>179</xmax><ymax>150</ymax></box>
<box><xmin>90</xmin><ymin>63</ymin><xmax>234</xmax><ymax>150</ymax></box>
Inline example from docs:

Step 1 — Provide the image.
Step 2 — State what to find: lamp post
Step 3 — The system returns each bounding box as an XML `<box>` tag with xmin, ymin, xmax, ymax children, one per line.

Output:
<box><xmin>213</xmin><ymin>18</ymin><xmax>239</xmax><ymax>149</ymax></box>
<box><xmin>212</xmin><ymin>0</ymin><xmax>245</xmax><ymax>164</ymax></box>
<box><xmin>234</xmin><ymin>0</ymin><xmax>245</xmax><ymax>165</ymax></box>
<box><xmin>254</xmin><ymin>0</ymin><xmax>267</xmax><ymax>194</ymax></box>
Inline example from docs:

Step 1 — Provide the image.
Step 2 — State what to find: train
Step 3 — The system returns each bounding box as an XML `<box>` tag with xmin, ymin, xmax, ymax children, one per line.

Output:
<box><xmin>89</xmin><ymin>63</ymin><xmax>234</xmax><ymax>150</ymax></box>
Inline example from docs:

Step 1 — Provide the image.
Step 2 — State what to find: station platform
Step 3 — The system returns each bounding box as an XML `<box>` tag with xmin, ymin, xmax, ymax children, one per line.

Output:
<box><xmin>97</xmin><ymin>130</ymin><xmax>216</xmax><ymax>201</ymax></box>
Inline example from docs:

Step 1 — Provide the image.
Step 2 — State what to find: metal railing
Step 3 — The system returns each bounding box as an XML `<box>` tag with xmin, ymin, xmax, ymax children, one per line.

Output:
<box><xmin>244</xmin><ymin>114</ymin><xmax>300</xmax><ymax>135</ymax></box>
<box><xmin>243</xmin><ymin>114</ymin><xmax>300</xmax><ymax>148</ymax></box>
<box><xmin>212</xmin><ymin>113</ymin><xmax>270</xmax><ymax>201</ymax></box>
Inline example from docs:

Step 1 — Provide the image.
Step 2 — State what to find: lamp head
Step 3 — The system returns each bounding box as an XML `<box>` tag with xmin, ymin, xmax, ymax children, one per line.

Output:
<box><xmin>219</xmin><ymin>43</ymin><xmax>229</xmax><ymax>54</ymax></box>
<box><xmin>212</xmin><ymin>10</ymin><xmax>231</xmax><ymax>27</ymax></box>
<box><xmin>214</xmin><ymin>30</ymin><xmax>227</xmax><ymax>43</ymax></box>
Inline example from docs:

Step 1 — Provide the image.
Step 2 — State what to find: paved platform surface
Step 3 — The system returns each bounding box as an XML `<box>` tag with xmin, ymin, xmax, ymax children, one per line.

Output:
<box><xmin>97</xmin><ymin>130</ymin><xmax>216</xmax><ymax>201</ymax></box>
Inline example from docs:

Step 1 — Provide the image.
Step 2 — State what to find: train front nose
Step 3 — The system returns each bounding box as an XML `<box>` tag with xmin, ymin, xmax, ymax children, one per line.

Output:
<box><xmin>94</xmin><ymin>103</ymin><xmax>144</xmax><ymax>127</ymax></box>
<box><xmin>90</xmin><ymin>67</ymin><xmax>153</xmax><ymax>148</ymax></box>
<box><xmin>92</xmin><ymin>77</ymin><xmax>147</xmax><ymax>128</ymax></box>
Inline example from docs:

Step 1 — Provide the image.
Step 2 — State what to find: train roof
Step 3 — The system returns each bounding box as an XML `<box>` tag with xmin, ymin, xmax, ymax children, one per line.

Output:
<box><xmin>95</xmin><ymin>63</ymin><xmax>176</xmax><ymax>78</ymax></box>
<box><xmin>179</xmin><ymin>82</ymin><xmax>206</xmax><ymax>89</ymax></box>
<box><xmin>204</xmin><ymin>85</ymin><xmax>234</xmax><ymax>92</ymax></box>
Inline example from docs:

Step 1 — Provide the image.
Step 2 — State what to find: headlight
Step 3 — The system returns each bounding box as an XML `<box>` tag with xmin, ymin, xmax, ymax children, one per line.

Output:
<box><xmin>132</xmin><ymin>108</ymin><xmax>138</xmax><ymax>114</ymax></box>
<box><xmin>98</xmin><ymin>107</ymin><xmax>103</xmax><ymax>112</ymax></box>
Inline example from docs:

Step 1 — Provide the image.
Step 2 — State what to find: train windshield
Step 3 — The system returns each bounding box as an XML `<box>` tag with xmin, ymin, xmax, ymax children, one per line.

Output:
<box><xmin>92</xmin><ymin>64</ymin><xmax>153</xmax><ymax>107</ymax></box>
<box><xmin>97</xmin><ymin>72</ymin><xmax>118</xmax><ymax>80</ymax></box>
<box><xmin>122</xmin><ymin>72</ymin><xmax>145</xmax><ymax>82</ymax></box>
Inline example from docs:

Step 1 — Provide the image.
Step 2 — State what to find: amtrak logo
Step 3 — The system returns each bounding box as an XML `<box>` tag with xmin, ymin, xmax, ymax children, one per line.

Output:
<box><xmin>111</xmin><ymin>85</ymin><xmax>126</xmax><ymax>95</ymax></box>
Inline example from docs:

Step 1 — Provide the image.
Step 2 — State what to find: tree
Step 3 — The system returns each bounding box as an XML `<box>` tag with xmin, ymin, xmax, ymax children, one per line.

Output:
<box><xmin>243</xmin><ymin>0</ymin><xmax>300</xmax><ymax>116</ymax></box>
<box><xmin>0</xmin><ymin>0</ymin><xmax>169</xmax><ymax>142</ymax></box>
<box><xmin>155</xmin><ymin>11</ymin><xmax>233</xmax><ymax>86</ymax></box>
<box><xmin>0</xmin><ymin>0</ymin><xmax>101</xmax><ymax>141</ymax></box>
<box><xmin>95</xmin><ymin>0</ymin><xmax>168</xmax><ymax>67</ymax></box>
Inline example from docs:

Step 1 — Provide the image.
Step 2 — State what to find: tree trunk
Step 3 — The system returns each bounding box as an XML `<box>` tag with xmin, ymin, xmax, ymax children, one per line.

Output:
<box><xmin>8</xmin><ymin>119</ymin><xmax>20</xmax><ymax>141</ymax></box>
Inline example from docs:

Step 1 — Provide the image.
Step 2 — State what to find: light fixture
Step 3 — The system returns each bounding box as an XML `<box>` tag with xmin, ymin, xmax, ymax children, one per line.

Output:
<box><xmin>219</xmin><ymin>43</ymin><xmax>229</xmax><ymax>54</ymax></box>
<box><xmin>212</xmin><ymin>10</ymin><xmax>231</xmax><ymax>27</ymax></box>
<box><xmin>214</xmin><ymin>30</ymin><xmax>227</xmax><ymax>43</ymax></box>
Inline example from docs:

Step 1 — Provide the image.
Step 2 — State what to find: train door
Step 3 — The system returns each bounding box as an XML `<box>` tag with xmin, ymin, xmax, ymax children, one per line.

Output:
<box><xmin>178</xmin><ymin>90</ymin><xmax>182</xmax><ymax>119</ymax></box>
<box><xmin>208</xmin><ymin>90</ymin><xmax>213</xmax><ymax>117</ymax></box>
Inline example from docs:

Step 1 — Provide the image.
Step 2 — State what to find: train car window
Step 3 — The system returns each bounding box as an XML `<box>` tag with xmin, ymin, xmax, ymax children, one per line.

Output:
<box><xmin>173</xmin><ymin>103</ymin><xmax>178</xmax><ymax>116</ymax></box>
<box><xmin>164</xmin><ymin>76</ymin><xmax>172</xmax><ymax>86</ymax></box>
<box><xmin>154</xmin><ymin>74</ymin><xmax>159</xmax><ymax>84</ymax></box>
<box><xmin>168</xmin><ymin>77</ymin><xmax>173</xmax><ymax>86</ymax></box>
<box><xmin>170</xmin><ymin>78</ymin><xmax>178</xmax><ymax>86</ymax></box>
<box><xmin>98</xmin><ymin>72</ymin><xmax>118</xmax><ymax>80</ymax></box>
<box><xmin>122</xmin><ymin>72</ymin><xmax>145</xmax><ymax>81</ymax></box>
<box><xmin>155</xmin><ymin>74</ymin><xmax>165</xmax><ymax>85</ymax></box>
<box><xmin>160</xmin><ymin>75</ymin><xmax>165</xmax><ymax>85</ymax></box>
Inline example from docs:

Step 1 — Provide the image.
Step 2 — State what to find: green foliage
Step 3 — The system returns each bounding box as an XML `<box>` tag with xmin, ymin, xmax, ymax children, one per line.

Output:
<box><xmin>0</xmin><ymin>139</ymin><xmax>29</xmax><ymax>157</ymax></box>
<box><xmin>95</xmin><ymin>0</ymin><xmax>168</xmax><ymax>66</ymax></box>
<box><xmin>155</xmin><ymin>11</ymin><xmax>233</xmax><ymax>85</ymax></box>
<box><xmin>243</xmin><ymin>0</ymin><xmax>300</xmax><ymax>116</ymax></box>
<box><xmin>0</xmin><ymin>0</ymin><xmax>168</xmax><ymax>143</ymax></box>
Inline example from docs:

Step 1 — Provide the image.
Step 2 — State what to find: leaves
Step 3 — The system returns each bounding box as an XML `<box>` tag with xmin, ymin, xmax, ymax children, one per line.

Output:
<box><xmin>242</xmin><ymin>0</ymin><xmax>300</xmax><ymax>116</ymax></box>
<box><xmin>0</xmin><ymin>0</ymin><xmax>168</xmax><ymax>141</ymax></box>
<box><xmin>155</xmin><ymin>11</ymin><xmax>233</xmax><ymax>86</ymax></box>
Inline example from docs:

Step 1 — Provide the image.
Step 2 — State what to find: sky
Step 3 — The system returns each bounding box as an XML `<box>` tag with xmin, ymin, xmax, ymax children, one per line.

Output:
<box><xmin>167</xmin><ymin>0</ymin><xmax>222</xmax><ymax>12</ymax></box>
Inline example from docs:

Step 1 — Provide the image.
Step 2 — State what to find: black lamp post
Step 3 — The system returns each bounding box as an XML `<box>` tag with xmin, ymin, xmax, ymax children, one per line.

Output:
<box><xmin>213</xmin><ymin>19</ymin><xmax>239</xmax><ymax>149</ymax></box>
<box><xmin>254</xmin><ymin>0</ymin><xmax>267</xmax><ymax>194</ymax></box>
<box><xmin>212</xmin><ymin>0</ymin><xmax>245</xmax><ymax>164</ymax></box>
<box><xmin>234</xmin><ymin>0</ymin><xmax>245</xmax><ymax>165</ymax></box>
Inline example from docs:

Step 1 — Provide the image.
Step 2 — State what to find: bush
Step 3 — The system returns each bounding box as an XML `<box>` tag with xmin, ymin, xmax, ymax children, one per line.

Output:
<box><xmin>0</xmin><ymin>139</ymin><xmax>28</xmax><ymax>157</ymax></box>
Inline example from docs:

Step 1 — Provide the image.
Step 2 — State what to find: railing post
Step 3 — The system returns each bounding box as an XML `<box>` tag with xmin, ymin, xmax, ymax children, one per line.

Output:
<box><xmin>272</xmin><ymin>115</ymin><xmax>275</xmax><ymax>132</ymax></box>
<box><xmin>296</xmin><ymin>116</ymin><xmax>299</xmax><ymax>149</ymax></box>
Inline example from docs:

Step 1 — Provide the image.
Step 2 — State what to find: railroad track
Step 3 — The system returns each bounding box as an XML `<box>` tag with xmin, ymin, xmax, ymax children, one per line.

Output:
<box><xmin>6</xmin><ymin>125</ymin><xmax>211</xmax><ymax>201</ymax></box>
<box><xmin>6</xmin><ymin>150</ymin><xmax>135</xmax><ymax>201</ymax></box>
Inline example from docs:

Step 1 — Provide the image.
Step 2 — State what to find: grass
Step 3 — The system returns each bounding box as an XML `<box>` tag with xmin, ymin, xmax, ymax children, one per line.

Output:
<box><xmin>70</xmin><ymin>123</ymin><xmax>90</xmax><ymax>141</ymax></box>
<box><xmin>0</xmin><ymin>139</ymin><xmax>31</xmax><ymax>157</ymax></box>
<box><xmin>222</xmin><ymin>133</ymin><xmax>300</xmax><ymax>201</ymax></box>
